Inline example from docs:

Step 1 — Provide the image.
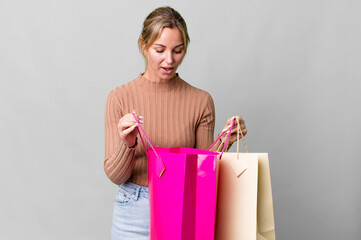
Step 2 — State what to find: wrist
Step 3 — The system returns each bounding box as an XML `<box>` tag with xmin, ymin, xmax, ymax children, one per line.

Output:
<box><xmin>128</xmin><ymin>137</ymin><xmax>138</xmax><ymax>148</ymax></box>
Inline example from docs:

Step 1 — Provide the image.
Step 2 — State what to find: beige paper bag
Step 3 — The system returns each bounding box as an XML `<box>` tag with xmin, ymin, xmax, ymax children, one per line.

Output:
<box><xmin>215</xmin><ymin>118</ymin><xmax>275</xmax><ymax>240</ymax></box>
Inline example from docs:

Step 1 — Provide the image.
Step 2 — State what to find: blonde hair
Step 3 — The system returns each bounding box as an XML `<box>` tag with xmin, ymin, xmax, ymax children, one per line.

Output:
<box><xmin>139</xmin><ymin>7</ymin><xmax>190</xmax><ymax>64</ymax></box>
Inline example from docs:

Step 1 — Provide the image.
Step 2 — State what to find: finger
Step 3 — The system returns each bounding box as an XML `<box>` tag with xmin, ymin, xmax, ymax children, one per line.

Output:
<box><xmin>127</xmin><ymin>112</ymin><xmax>144</xmax><ymax>124</ymax></box>
<box><xmin>225</xmin><ymin>123</ymin><xmax>246</xmax><ymax>135</ymax></box>
<box><xmin>230</xmin><ymin>122</ymin><xmax>244</xmax><ymax>132</ymax></box>
<box><xmin>234</xmin><ymin>116</ymin><xmax>245</xmax><ymax>127</ymax></box>
<box><xmin>124</xmin><ymin>113</ymin><xmax>138</xmax><ymax>122</ymax></box>
<box><xmin>119</xmin><ymin>114</ymin><xmax>136</xmax><ymax>124</ymax></box>
<box><xmin>139</xmin><ymin>116</ymin><xmax>144</xmax><ymax>124</ymax></box>
<box><xmin>236</xmin><ymin>115</ymin><xmax>243</xmax><ymax>121</ymax></box>
<box><xmin>229</xmin><ymin>116</ymin><xmax>242</xmax><ymax>126</ymax></box>
<box><xmin>119</xmin><ymin>120</ymin><xmax>137</xmax><ymax>130</ymax></box>
<box><xmin>242</xmin><ymin>128</ymin><xmax>247</xmax><ymax>136</ymax></box>
<box><xmin>225</xmin><ymin>135</ymin><xmax>237</xmax><ymax>146</ymax></box>
<box><xmin>238</xmin><ymin>124</ymin><xmax>247</xmax><ymax>132</ymax></box>
<box><xmin>226</xmin><ymin>118</ymin><xmax>234</xmax><ymax>125</ymax></box>
<box><xmin>234</xmin><ymin>124</ymin><xmax>246</xmax><ymax>132</ymax></box>
<box><xmin>229</xmin><ymin>136</ymin><xmax>238</xmax><ymax>143</ymax></box>
<box><xmin>223</xmin><ymin>115</ymin><xmax>244</xmax><ymax>132</ymax></box>
<box><xmin>233</xmin><ymin>128</ymin><xmax>247</xmax><ymax>137</ymax></box>
<box><xmin>229</xmin><ymin>128</ymin><xmax>247</xmax><ymax>138</ymax></box>
<box><xmin>229</xmin><ymin>132</ymin><xmax>239</xmax><ymax>140</ymax></box>
<box><xmin>221</xmin><ymin>123</ymin><xmax>231</xmax><ymax>133</ymax></box>
<box><xmin>225</xmin><ymin>130</ymin><xmax>238</xmax><ymax>142</ymax></box>
<box><xmin>122</xmin><ymin>124</ymin><xmax>138</xmax><ymax>136</ymax></box>
<box><xmin>230</xmin><ymin>127</ymin><xmax>238</xmax><ymax>134</ymax></box>
<box><xmin>223</xmin><ymin>119</ymin><xmax>237</xmax><ymax>131</ymax></box>
<box><xmin>130</xmin><ymin>127</ymin><xmax>139</xmax><ymax>137</ymax></box>
<box><xmin>120</xmin><ymin>113</ymin><xmax>144</xmax><ymax>127</ymax></box>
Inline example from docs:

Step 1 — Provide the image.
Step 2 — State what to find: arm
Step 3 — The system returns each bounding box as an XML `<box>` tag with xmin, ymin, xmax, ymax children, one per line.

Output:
<box><xmin>195</xmin><ymin>94</ymin><xmax>222</xmax><ymax>151</ymax></box>
<box><xmin>104</xmin><ymin>91</ymin><xmax>136</xmax><ymax>185</ymax></box>
<box><xmin>195</xmin><ymin>94</ymin><xmax>248</xmax><ymax>152</ymax></box>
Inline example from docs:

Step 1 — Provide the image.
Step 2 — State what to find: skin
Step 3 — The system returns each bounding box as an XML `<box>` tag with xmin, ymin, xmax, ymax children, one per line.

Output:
<box><xmin>221</xmin><ymin>116</ymin><xmax>248</xmax><ymax>147</ymax></box>
<box><xmin>118</xmin><ymin>27</ymin><xmax>247</xmax><ymax>147</ymax></box>
<box><xmin>142</xmin><ymin>27</ymin><xmax>186</xmax><ymax>83</ymax></box>
<box><xmin>117</xmin><ymin>111</ymin><xmax>142</xmax><ymax>147</ymax></box>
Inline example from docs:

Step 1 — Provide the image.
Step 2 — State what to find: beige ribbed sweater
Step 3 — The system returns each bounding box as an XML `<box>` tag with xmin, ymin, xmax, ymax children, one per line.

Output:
<box><xmin>104</xmin><ymin>74</ymin><xmax>222</xmax><ymax>186</ymax></box>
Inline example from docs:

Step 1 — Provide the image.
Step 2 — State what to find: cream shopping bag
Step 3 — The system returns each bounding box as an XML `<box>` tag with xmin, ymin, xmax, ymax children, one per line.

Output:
<box><xmin>214</xmin><ymin>118</ymin><xmax>275</xmax><ymax>240</ymax></box>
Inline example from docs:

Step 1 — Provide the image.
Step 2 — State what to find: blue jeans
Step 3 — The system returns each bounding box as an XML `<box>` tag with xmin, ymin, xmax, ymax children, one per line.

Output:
<box><xmin>111</xmin><ymin>181</ymin><xmax>149</xmax><ymax>240</ymax></box>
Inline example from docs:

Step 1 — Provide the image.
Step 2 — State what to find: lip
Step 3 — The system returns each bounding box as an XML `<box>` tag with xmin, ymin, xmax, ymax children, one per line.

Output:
<box><xmin>161</xmin><ymin>67</ymin><xmax>175</xmax><ymax>74</ymax></box>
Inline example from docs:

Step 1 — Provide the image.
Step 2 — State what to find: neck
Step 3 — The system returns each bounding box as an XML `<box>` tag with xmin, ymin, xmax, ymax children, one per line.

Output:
<box><xmin>143</xmin><ymin>71</ymin><xmax>177</xmax><ymax>83</ymax></box>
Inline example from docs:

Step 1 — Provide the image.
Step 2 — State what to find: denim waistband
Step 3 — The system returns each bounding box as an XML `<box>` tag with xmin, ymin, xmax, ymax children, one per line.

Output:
<box><xmin>119</xmin><ymin>181</ymin><xmax>149</xmax><ymax>200</ymax></box>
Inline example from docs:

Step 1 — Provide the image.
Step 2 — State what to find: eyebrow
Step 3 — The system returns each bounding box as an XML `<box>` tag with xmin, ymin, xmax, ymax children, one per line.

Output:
<box><xmin>154</xmin><ymin>43</ymin><xmax>184</xmax><ymax>48</ymax></box>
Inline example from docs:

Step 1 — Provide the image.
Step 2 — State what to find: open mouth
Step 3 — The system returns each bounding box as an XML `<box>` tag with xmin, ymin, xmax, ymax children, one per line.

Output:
<box><xmin>162</xmin><ymin>67</ymin><xmax>174</xmax><ymax>73</ymax></box>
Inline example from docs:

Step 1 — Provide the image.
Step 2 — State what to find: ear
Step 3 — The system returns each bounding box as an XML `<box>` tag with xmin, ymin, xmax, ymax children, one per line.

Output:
<box><xmin>139</xmin><ymin>37</ymin><xmax>147</xmax><ymax>55</ymax></box>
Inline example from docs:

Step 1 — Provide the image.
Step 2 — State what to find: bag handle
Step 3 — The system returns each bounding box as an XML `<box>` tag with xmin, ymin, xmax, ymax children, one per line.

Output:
<box><xmin>208</xmin><ymin>116</ymin><xmax>248</xmax><ymax>159</ymax></box>
<box><xmin>218</xmin><ymin>116</ymin><xmax>248</xmax><ymax>177</ymax></box>
<box><xmin>208</xmin><ymin>116</ymin><xmax>248</xmax><ymax>177</ymax></box>
<box><xmin>132</xmin><ymin>113</ymin><xmax>166</xmax><ymax>178</ymax></box>
<box><xmin>235</xmin><ymin>116</ymin><xmax>248</xmax><ymax>158</ymax></box>
<box><xmin>208</xmin><ymin>117</ymin><xmax>236</xmax><ymax>159</ymax></box>
<box><xmin>234</xmin><ymin>116</ymin><xmax>248</xmax><ymax>176</ymax></box>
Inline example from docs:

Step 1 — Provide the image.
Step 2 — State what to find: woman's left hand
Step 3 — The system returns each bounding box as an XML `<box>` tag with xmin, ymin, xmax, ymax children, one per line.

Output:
<box><xmin>220</xmin><ymin>115</ymin><xmax>247</xmax><ymax>146</ymax></box>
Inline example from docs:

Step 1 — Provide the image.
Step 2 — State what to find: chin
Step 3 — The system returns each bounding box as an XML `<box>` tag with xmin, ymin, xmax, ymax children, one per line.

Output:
<box><xmin>160</xmin><ymin>73</ymin><xmax>176</xmax><ymax>81</ymax></box>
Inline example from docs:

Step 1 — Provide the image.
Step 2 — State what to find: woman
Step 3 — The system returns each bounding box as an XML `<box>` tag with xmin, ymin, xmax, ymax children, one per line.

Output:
<box><xmin>104</xmin><ymin>6</ymin><xmax>247</xmax><ymax>240</ymax></box>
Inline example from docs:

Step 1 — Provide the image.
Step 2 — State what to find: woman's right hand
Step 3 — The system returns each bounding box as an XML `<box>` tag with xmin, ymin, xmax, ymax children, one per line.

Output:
<box><xmin>117</xmin><ymin>112</ymin><xmax>144</xmax><ymax>147</ymax></box>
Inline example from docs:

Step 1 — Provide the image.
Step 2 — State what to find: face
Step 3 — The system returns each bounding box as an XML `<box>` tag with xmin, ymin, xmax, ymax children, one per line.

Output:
<box><xmin>143</xmin><ymin>27</ymin><xmax>185</xmax><ymax>82</ymax></box>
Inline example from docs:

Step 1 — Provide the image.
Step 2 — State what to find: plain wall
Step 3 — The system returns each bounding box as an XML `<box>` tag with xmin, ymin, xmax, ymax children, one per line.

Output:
<box><xmin>1</xmin><ymin>0</ymin><xmax>360</xmax><ymax>239</ymax></box>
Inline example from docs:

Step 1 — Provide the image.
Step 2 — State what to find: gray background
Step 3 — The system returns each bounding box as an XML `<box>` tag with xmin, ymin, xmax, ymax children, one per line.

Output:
<box><xmin>1</xmin><ymin>0</ymin><xmax>360</xmax><ymax>239</ymax></box>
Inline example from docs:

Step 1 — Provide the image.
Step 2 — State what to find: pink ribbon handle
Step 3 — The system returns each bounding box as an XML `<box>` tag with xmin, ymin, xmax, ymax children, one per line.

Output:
<box><xmin>132</xmin><ymin>113</ymin><xmax>166</xmax><ymax>178</ymax></box>
<box><xmin>208</xmin><ymin>117</ymin><xmax>236</xmax><ymax>159</ymax></box>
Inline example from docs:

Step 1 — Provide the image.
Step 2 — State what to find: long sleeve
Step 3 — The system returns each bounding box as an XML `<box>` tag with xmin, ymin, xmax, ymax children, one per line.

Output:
<box><xmin>104</xmin><ymin>90</ymin><xmax>135</xmax><ymax>185</ymax></box>
<box><xmin>195</xmin><ymin>94</ymin><xmax>222</xmax><ymax>151</ymax></box>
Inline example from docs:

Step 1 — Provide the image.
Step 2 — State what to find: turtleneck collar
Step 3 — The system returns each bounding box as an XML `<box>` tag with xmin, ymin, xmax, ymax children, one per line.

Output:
<box><xmin>135</xmin><ymin>73</ymin><xmax>182</xmax><ymax>92</ymax></box>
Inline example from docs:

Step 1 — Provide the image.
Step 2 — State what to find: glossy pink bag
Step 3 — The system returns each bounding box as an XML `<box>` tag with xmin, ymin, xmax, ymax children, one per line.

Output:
<box><xmin>133</xmin><ymin>114</ymin><xmax>233</xmax><ymax>240</ymax></box>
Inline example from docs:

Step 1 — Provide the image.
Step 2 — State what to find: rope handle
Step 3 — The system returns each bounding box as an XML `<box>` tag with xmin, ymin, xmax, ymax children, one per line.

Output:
<box><xmin>229</xmin><ymin>116</ymin><xmax>248</xmax><ymax>159</ymax></box>
<box><xmin>208</xmin><ymin>117</ymin><xmax>235</xmax><ymax>159</ymax></box>
<box><xmin>132</xmin><ymin>113</ymin><xmax>165</xmax><ymax>178</ymax></box>
<box><xmin>218</xmin><ymin>116</ymin><xmax>248</xmax><ymax>177</ymax></box>
<box><xmin>210</xmin><ymin>116</ymin><xmax>248</xmax><ymax>160</ymax></box>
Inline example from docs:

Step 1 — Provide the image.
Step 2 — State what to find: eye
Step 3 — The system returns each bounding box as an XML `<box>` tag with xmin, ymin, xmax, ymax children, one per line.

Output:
<box><xmin>174</xmin><ymin>49</ymin><xmax>183</xmax><ymax>54</ymax></box>
<box><xmin>155</xmin><ymin>49</ymin><xmax>164</xmax><ymax>53</ymax></box>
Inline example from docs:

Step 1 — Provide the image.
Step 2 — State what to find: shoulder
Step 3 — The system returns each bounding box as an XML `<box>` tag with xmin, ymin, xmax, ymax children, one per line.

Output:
<box><xmin>180</xmin><ymin>79</ymin><xmax>215</xmax><ymax>109</ymax></box>
<box><xmin>107</xmin><ymin>75</ymin><xmax>140</xmax><ymax>101</ymax></box>
<box><xmin>110</xmin><ymin>75</ymin><xmax>139</xmax><ymax>95</ymax></box>
<box><xmin>179</xmin><ymin>78</ymin><xmax>214</xmax><ymax>103</ymax></box>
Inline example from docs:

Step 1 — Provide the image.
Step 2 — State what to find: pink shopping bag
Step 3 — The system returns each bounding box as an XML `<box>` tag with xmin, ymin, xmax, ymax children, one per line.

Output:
<box><xmin>133</xmin><ymin>114</ymin><xmax>233</xmax><ymax>240</ymax></box>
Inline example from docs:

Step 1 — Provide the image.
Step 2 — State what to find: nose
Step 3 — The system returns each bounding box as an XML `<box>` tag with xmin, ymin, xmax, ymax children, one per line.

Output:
<box><xmin>165</xmin><ymin>51</ymin><xmax>174</xmax><ymax>64</ymax></box>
